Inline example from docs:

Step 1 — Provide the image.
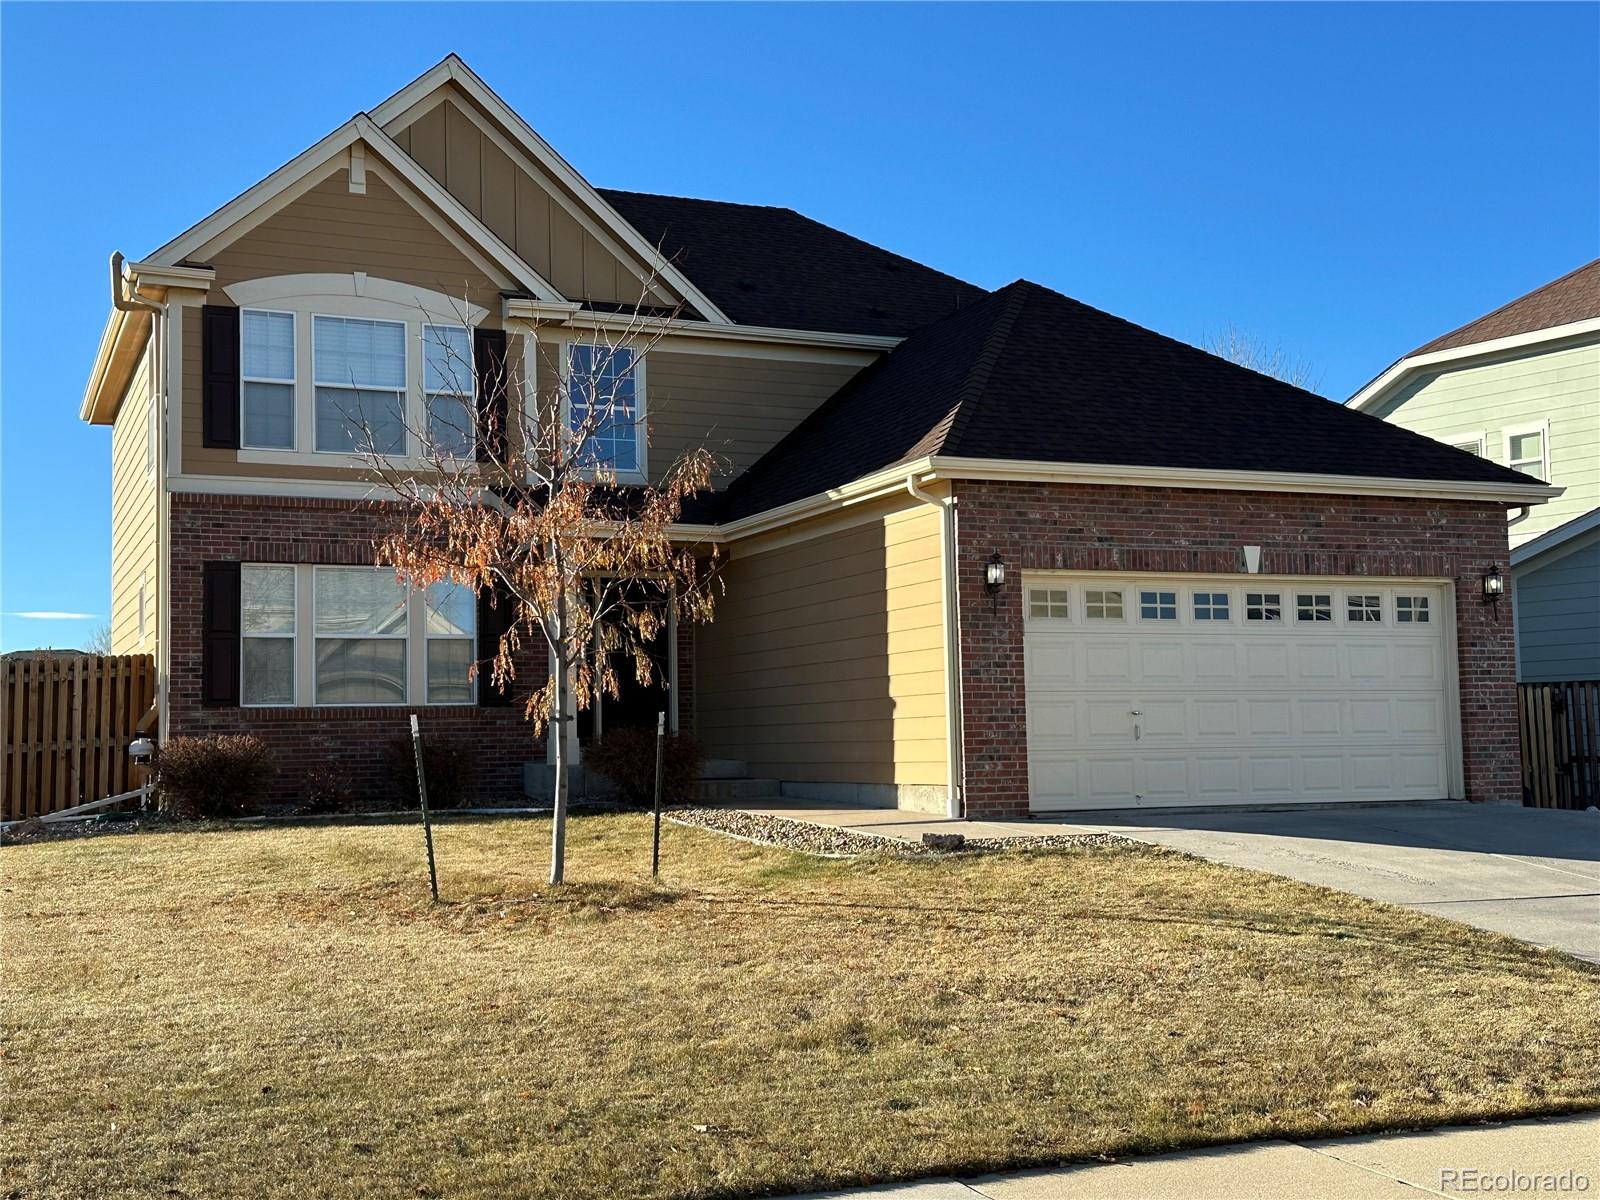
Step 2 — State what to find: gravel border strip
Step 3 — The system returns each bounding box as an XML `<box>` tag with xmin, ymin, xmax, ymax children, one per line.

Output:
<box><xmin>667</xmin><ymin>807</ymin><xmax>1131</xmax><ymax>858</ymax></box>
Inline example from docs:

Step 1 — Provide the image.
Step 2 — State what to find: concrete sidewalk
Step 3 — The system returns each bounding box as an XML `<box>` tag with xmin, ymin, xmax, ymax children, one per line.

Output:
<box><xmin>784</xmin><ymin>1111</ymin><xmax>1599</xmax><ymax>1199</ymax></box>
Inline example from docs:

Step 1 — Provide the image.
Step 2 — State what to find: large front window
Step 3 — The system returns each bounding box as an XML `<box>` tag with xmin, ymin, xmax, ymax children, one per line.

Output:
<box><xmin>314</xmin><ymin>316</ymin><xmax>407</xmax><ymax>455</ymax></box>
<box><xmin>314</xmin><ymin>567</ymin><xmax>408</xmax><ymax>704</ymax></box>
<box><xmin>568</xmin><ymin>343</ymin><xmax>642</xmax><ymax>476</ymax></box>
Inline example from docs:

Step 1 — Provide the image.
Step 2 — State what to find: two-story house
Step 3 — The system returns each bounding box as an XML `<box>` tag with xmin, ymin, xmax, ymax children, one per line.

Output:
<box><xmin>1349</xmin><ymin>261</ymin><xmax>1599</xmax><ymax>682</ymax></box>
<box><xmin>82</xmin><ymin>55</ymin><xmax>1555</xmax><ymax>818</ymax></box>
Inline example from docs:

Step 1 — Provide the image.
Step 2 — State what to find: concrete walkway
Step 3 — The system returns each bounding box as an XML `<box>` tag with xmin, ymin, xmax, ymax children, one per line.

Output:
<box><xmin>783</xmin><ymin>1111</ymin><xmax>1599</xmax><ymax>1199</ymax></box>
<box><xmin>732</xmin><ymin>800</ymin><xmax>1600</xmax><ymax>961</ymax></box>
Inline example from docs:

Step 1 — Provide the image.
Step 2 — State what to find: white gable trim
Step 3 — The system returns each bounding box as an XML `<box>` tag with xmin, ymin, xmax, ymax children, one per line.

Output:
<box><xmin>143</xmin><ymin>116</ymin><xmax>565</xmax><ymax>303</ymax></box>
<box><xmin>1511</xmin><ymin>506</ymin><xmax>1600</xmax><ymax>570</ymax></box>
<box><xmin>1347</xmin><ymin>317</ymin><xmax>1600</xmax><ymax>413</ymax></box>
<box><xmin>371</xmin><ymin>55</ymin><xmax>734</xmax><ymax>325</ymax></box>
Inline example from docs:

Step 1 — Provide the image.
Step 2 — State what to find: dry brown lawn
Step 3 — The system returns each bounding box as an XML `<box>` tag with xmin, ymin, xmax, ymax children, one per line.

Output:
<box><xmin>3</xmin><ymin>812</ymin><xmax>1599</xmax><ymax>1200</ymax></box>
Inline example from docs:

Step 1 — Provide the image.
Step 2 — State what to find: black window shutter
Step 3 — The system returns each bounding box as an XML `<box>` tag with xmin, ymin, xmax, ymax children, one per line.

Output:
<box><xmin>201</xmin><ymin>562</ymin><xmax>242</xmax><ymax>707</ymax></box>
<box><xmin>202</xmin><ymin>305</ymin><xmax>241</xmax><ymax>449</ymax></box>
<box><xmin>477</xmin><ymin>584</ymin><xmax>515</xmax><ymax>707</ymax></box>
<box><xmin>473</xmin><ymin>328</ymin><xmax>508</xmax><ymax>464</ymax></box>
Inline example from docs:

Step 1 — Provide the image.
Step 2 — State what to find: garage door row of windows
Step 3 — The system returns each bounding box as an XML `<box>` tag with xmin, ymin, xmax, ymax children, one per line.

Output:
<box><xmin>1026</xmin><ymin>584</ymin><xmax>1434</xmax><ymax>627</ymax></box>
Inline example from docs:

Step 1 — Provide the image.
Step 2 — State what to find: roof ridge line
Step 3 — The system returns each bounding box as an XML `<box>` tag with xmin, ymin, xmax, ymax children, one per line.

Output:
<box><xmin>936</xmin><ymin>284</ymin><xmax>1032</xmax><ymax>454</ymax></box>
<box><xmin>1410</xmin><ymin>256</ymin><xmax>1600</xmax><ymax>357</ymax></box>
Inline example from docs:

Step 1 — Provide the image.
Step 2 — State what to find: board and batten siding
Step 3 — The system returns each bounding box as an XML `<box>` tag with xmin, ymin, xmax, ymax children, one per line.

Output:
<box><xmin>694</xmin><ymin>499</ymin><xmax>949</xmax><ymax>809</ymax></box>
<box><xmin>389</xmin><ymin>90</ymin><xmax>671</xmax><ymax>309</ymax></box>
<box><xmin>1372</xmin><ymin>336</ymin><xmax>1600</xmax><ymax>546</ymax></box>
<box><xmin>1516</xmin><ymin>529</ymin><xmax>1600</xmax><ymax>683</ymax></box>
<box><xmin>109</xmin><ymin>343</ymin><xmax>158</xmax><ymax>655</ymax></box>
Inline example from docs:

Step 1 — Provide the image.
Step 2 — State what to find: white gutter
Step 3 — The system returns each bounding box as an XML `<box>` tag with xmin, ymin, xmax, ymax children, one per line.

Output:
<box><xmin>906</xmin><ymin>475</ymin><xmax>964</xmax><ymax>820</ymax></box>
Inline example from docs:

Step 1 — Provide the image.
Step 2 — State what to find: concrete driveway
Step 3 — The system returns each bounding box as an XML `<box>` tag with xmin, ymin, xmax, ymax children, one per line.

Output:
<box><xmin>1059</xmin><ymin>802</ymin><xmax>1600</xmax><ymax>962</ymax></box>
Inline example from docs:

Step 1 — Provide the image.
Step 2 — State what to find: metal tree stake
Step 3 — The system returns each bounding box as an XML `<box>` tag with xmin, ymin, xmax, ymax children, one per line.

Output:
<box><xmin>410</xmin><ymin>714</ymin><xmax>440</xmax><ymax>903</ymax></box>
<box><xmin>651</xmin><ymin>710</ymin><xmax>666</xmax><ymax>879</ymax></box>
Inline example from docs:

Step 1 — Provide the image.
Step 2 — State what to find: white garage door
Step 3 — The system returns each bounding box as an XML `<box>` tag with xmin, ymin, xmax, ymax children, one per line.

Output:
<box><xmin>1023</xmin><ymin>575</ymin><xmax>1457</xmax><ymax>812</ymax></box>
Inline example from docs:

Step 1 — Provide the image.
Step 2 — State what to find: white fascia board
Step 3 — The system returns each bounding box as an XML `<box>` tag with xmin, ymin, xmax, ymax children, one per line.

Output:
<box><xmin>923</xmin><ymin>455</ymin><xmax>1563</xmax><ymax>505</ymax></box>
<box><xmin>372</xmin><ymin>55</ymin><xmax>735</xmax><ymax>326</ymax></box>
<box><xmin>503</xmin><ymin>295</ymin><xmax>902</xmax><ymax>353</ymax></box>
<box><xmin>80</xmin><ymin>305</ymin><xmax>134</xmax><ymax>423</ymax></box>
<box><xmin>1511</xmin><ymin>506</ymin><xmax>1600</xmax><ymax>569</ymax></box>
<box><xmin>1347</xmin><ymin>317</ymin><xmax>1600</xmax><ymax>412</ymax></box>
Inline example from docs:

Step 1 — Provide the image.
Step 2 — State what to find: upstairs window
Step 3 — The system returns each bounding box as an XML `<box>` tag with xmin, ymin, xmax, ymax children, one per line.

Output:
<box><xmin>314</xmin><ymin>316</ymin><xmax>407</xmax><ymax>455</ymax></box>
<box><xmin>1507</xmin><ymin>429</ymin><xmax>1547</xmax><ymax>481</ymax></box>
<box><xmin>568</xmin><ymin>344</ymin><xmax>643</xmax><ymax>477</ymax></box>
<box><xmin>1246</xmin><ymin>592</ymin><xmax>1282</xmax><ymax>622</ymax></box>
<box><xmin>423</xmin><ymin>325</ymin><xmax>474</xmax><ymax>459</ymax></box>
<box><xmin>241</xmin><ymin>309</ymin><xmax>296</xmax><ymax>450</ymax></box>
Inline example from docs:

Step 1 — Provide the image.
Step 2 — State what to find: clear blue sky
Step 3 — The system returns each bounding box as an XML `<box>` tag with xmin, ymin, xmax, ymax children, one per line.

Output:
<box><xmin>2</xmin><ymin>2</ymin><xmax>1596</xmax><ymax>651</ymax></box>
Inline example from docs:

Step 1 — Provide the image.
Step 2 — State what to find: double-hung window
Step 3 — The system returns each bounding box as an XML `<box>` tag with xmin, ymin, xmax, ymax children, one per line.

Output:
<box><xmin>314</xmin><ymin>316</ymin><xmax>407</xmax><ymax>455</ymax></box>
<box><xmin>425</xmin><ymin>582</ymin><xmax>476</xmax><ymax>704</ymax></box>
<box><xmin>568</xmin><ymin>343</ymin><xmax>642</xmax><ymax>477</ymax></box>
<box><xmin>241</xmin><ymin>309</ymin><xmax>296</xmax><ymax>449</ymax></box>
<box><xmin>1507</xmin><ymin>428</ymin><xmax>1548</xmax><ymax>481</ymax></box>
<box><xmin>241</xmin><ymin>565</ymin><xmax>295</xmax><ymax>705</ymax></box>
<box><xmin>423</xmin><ymin>325</ymin><xmax>474</xmax><ymax>458</ymax></box>
<box><xmin>314</xmin><ymin>567</ymin><xmax>408</xmax><ymax>704</ymax></box>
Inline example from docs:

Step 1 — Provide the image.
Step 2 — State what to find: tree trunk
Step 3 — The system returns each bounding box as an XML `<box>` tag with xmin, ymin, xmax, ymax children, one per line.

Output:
<box><xmin>549</xmin><ymin>654</ymin><xmax>569</xmax><ymax>885</ymax></box>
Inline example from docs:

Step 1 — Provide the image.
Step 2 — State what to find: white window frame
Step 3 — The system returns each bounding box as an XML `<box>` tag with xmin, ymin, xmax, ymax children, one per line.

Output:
<box><xmin>311</xmin><ymin>565</ymin><xmax>411</xmax><ymax>707</ymax></box>
<box><xmin>239</xmin><ymin>307</ymin><xmax>298</xmax><ymax>451</ymax></box>
<box><xmin>1245</xmin><ymin>591</ymin><xmax>1283</xmax><ymax>622</ymax></box>
<box><xmin>1444</xmin><ymin>429</ymin><xmax>1486</xmax><ymax>459</ymax></box>
<box><xmin>423</xmin><ymin>581</ymin><xmax>478</xmax><ymax>705</ymax></box>
<box><xmin>311</xmin><ymin>313</ymin><xmax>410</xmax><ymax>458</ymax></box>
<box><xmin>1191</xmin><ymin>590</ymin><xmax>1232</xmax><ymax>622</ymax></box>
<box><xmin>1395</xmin><ymin>594</ymin><xmax>1431</xmax><ymax>624</ymax></box>
<box><xmin>240</xmin><ymin>564</ymin><xmax>296</xmax><ymax>709</ymax></box>
<box><xmin>1138</xmin><ymin>589</ymin><xmax>1177</xmax><ymax>621</ymax></box>
<box><xmin>562</xmin><ymin>339</ymin><xmax>648</xmax><ymax>485</ymax></box>
<box><xmin>1026</xmin><ymin>586</ymin><xmax>1072</xmax><ymax>620</ymax></box>
<box><xmin>1503</xmin><ymin>421</ymin><xmax>1550</xmax><ymax>481</ymax></box>
<box><xmin>1083</xmin><ymin>588</ymin><xmax>1125</xmax><ymax>621</ymax></box>
<box><xmin>421</xmin><ymin>323</ymin><xmax>476</xmax><ymax>460</ymax></box>
<box><xmin>1346</xmin><ymin>593</ymin><xmax>1383</xmax><ymax>623</ymax></box>
<box><xmin>1295</xmin><ymin>592</ymin><xmax>1333</xmax><ymax>623</ymax></box>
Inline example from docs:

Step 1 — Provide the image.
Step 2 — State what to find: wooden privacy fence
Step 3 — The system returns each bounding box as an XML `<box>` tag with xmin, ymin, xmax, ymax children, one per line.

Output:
<box><xmin>1519</xmin><ymin>680</ymin><xmax>1600</xmax><ymax>811</ymax></box>
<box><xmin>2</xmin><ymin>654</ymin><xmax>155</xmax><ymax>822</ymax></box>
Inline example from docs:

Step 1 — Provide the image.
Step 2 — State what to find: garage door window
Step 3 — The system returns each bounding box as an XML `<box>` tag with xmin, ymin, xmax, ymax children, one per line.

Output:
<box><xmin>1028</xmin><ymin>588</ymin><xmax>1071</xmax><ymax>619</ymax></box>
<box><xmin>1139</xmin><ymin>590</ymin><xmax>1176</xmax><ymax>620</ymax></box>
<box><xmin>1296</xmin><ymin>593</ymin><xmax>1332</xmax><ymax>622</ymax></box>
<box><xmin>1246</xmin><ymin>592</ymin><xmax>1282</xmax><ymax>622</ymax></box>
<box><xmin>1193</xmin><ymin>592</ymin><xmax>1231</xmax><ymax>621</ymax></box>
<box><xmin>1347</xmin><ymin>594</ymin><xmax>1382</xmax><ymax>623</ymax></box>
<box><xmin>1085</xmin><ymin>589</ymin><xmax>1125</xmax><ymax>620</ymax></box>
<box><xmin>1396</xmin><ymin>595</ymin><xmax>1431</xmax><ymax>623</ymax></box>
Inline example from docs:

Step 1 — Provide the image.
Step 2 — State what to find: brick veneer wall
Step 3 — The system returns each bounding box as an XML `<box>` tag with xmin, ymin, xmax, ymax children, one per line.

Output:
<box><xmin>953</xmin><ymin>481</ymin><xmax>1518</xmax><ymax>819</ymax></box>
<box><xmin>168</xmin><ymin>493</ymin><xmax>545</xmax><ymax>805</ymax></box>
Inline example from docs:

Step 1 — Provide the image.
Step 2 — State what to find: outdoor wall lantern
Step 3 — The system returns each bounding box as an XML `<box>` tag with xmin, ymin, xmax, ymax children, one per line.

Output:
<box><xmin>1482</xmin><ymin>564</ymin><xmax>1505</xmax><ymax>602</ymax></box>
<box><xmin>985</xmin><ymin>553</ymin><xmax>1006</xmax><ymax>594</ymax></box>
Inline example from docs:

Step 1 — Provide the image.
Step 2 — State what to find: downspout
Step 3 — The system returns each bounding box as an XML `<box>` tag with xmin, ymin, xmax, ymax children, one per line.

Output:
<box><xmin>1507</xmin><ymin>505</ymin><xmax>1530</xmax><ymax>531</ymax></box>
<box><xmin>907</xmin><ymin>474</ymin><xmax>964</xmax><ymax>819</ymax></box>
<box><xmin>111</xmin><ymin>254</ymin><xmax>168</xmax><ymax>742</ymax></box>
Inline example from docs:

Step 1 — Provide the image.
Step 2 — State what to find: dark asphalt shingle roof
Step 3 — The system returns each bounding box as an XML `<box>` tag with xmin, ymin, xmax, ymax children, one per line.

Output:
<box><xmin>721</xmin><ymin>280</ymin><xmax>1541</xmax><ymax>521</ymax></box>
<box><xmin>1409</xmin><ymin>258</ymin><xmax>1600</xmax><ymax>357</ymax></box>
<box><xmin>599</xmin><ymin>189</ymin><xmax>987</xmax><ymax>337</ymax></box>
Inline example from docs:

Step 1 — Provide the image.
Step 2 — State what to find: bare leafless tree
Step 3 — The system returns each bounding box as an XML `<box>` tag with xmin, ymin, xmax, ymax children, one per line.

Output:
<box><xmin>87</xmin><ymin>622</ymin><xmax>113</xmax><ymax>655</ymax></box>
<box><xmin>343</xmin><ymin>270</ymin><xmax>720</xmax><ymax>885</ymax></box>
<box><xmin>1205</xmin><ymin>323</ymin><xmax>1323</xmax><ymax>393</ymax></box>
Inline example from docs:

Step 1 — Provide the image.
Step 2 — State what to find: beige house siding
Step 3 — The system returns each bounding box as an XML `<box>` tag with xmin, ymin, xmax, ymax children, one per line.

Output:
<box><xmin>109</xmin><ymin>345</ymin><xmax>159</xmax><ymax>654</ymax></box>
<box><xmin>1370</xmin><ymin>336</ymin><xmax>1600</xmax><ymax>545</ymax></box>
<box><xmin>183</xmin><ymin>168</ymin><xmax>502</xmax><ymax>480</ymax></box>
<box><xmin>390</xmin><ymin>90</ymin><xmax>671</xmax><ymax>308</ymax></box>
<box><xmin>693</xmin><ymin>498</ymin><xmax>948</xmax><ymax>808</ymax></box>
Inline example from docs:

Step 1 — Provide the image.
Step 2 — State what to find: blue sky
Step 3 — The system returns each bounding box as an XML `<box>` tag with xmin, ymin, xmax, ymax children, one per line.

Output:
<box><xmin>2</xmin><ymin>2</ymin><xmax>1596</xmax><ymax>651</ymax></box>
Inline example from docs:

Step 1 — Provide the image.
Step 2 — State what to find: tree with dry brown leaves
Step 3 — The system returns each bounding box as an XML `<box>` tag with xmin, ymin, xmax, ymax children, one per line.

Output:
<box><xmin>344</xmin><ymin>280</ymin><xmax>720</xmax><ymax>884</ymax></box>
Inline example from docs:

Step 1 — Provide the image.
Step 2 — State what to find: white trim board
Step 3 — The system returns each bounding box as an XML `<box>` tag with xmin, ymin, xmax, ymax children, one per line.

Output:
<box><xmin>1511</xmin><ymin>506</ymin><xmax>1600</xmax><ymax>569</ymax></box>
<box><xmin>370</xmin><ymin>55</ymin><xmax>733</xmax><ymax>326</ymax></box>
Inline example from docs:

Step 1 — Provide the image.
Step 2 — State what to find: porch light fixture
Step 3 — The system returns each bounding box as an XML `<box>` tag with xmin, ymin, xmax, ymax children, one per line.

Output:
<box><xmin>985</xmin><ymin>553</ymin><xmax>1006</xmax><ymax>594</ymax></box>
<box><xmin>1482</xmin><ymin>564</ymin><xmax>1505</xmax><ymax>602</ymax></box>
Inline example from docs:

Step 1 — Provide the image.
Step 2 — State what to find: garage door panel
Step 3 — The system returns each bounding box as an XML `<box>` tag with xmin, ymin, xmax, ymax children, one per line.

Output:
<box><xmin>1024</xmin><ymin>577</ymin><xmax>1455</xmax><ymax>812</ymax></box>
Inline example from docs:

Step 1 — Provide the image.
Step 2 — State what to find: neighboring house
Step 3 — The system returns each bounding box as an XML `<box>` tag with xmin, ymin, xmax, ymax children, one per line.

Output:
<box><xmin>82</xmin><ymin>55</ymin><xmax>1555</xmax><ymax>819</ymax></box>
<box><xmin>1348</xmin><ymin>261</ymin><xmax>1600</xmax><ymax>682</ymax></box>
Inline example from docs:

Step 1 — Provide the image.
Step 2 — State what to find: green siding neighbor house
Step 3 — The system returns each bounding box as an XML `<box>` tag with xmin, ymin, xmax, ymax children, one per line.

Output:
<box><xmin>1350</xmin><ymin>260</ymin><xmax>1600</xmax><ymax>682</ymax></box>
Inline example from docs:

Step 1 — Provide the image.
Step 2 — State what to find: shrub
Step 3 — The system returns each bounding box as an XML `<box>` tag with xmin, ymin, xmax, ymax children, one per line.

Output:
<box><xmin>386</xmin><ymin>734</ymin><xmax>476</xmax><ymax>810</ymax></box>
<box><xmin>156</xmin><ymin>735</ymin><xmax>276</xmax><ymax>819</ymax></box>
<box><xmin>584</xmin><ymin>727</ymin><xmax>705</xmax><ymax>807</ymax></box>
<box><xmin>299</xmin><ymin>763</ymin><xmax>354</xmax><ymax>814</ymax></box>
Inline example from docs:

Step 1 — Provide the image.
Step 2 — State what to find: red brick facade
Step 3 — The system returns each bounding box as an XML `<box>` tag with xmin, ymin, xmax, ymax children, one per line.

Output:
<box><xmin>952</xmin><ymin>481</ymin><xmax>1518</xmax><ymax>819</ymax></box>
<box><xmin>168</xmin><ymin>493</ymin><xmax>545</xmax><ymax>806</ymax></box>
